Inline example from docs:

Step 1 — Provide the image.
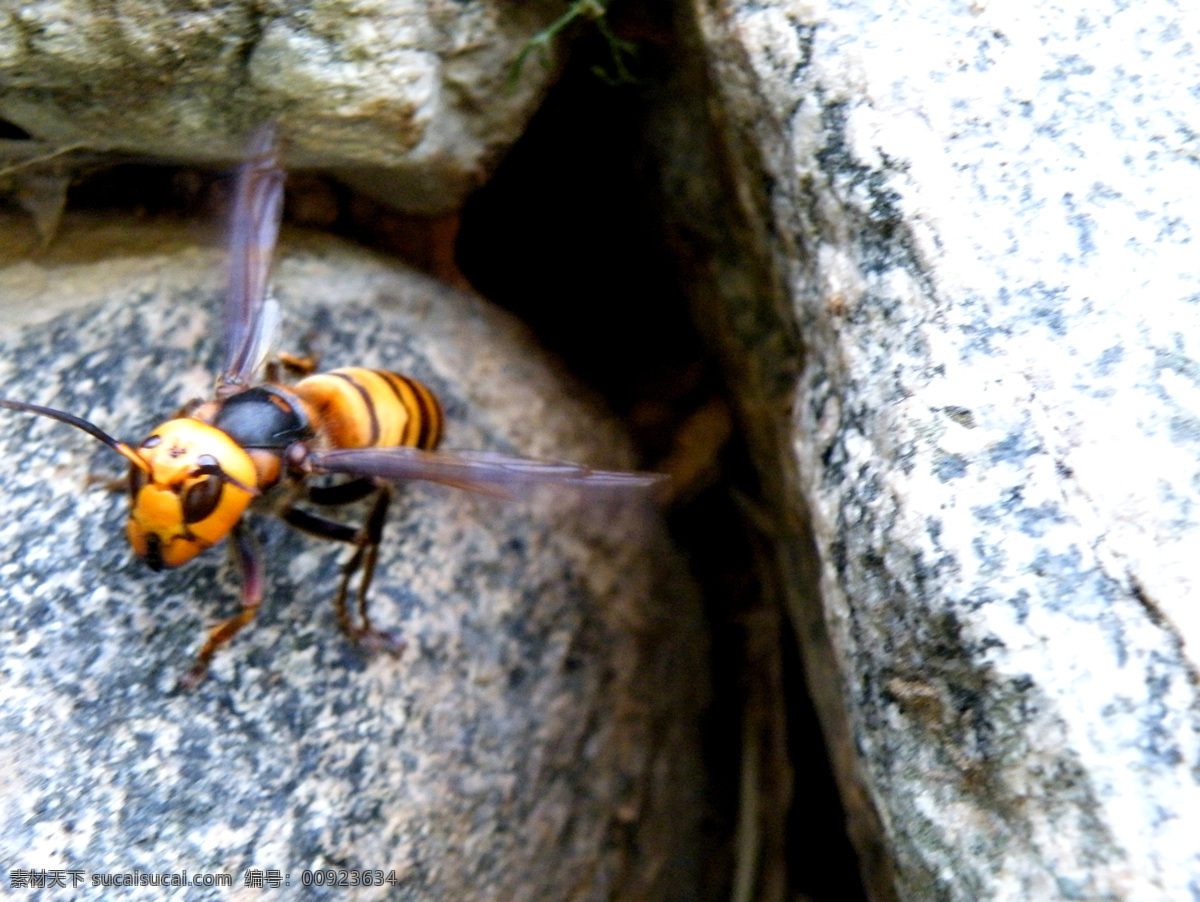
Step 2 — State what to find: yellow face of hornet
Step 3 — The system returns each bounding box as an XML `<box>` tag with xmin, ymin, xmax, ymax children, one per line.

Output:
<box><xmin>126</xmin><ymin>419</ymin><xmax>258</xmax><ymax>570</ymax></box>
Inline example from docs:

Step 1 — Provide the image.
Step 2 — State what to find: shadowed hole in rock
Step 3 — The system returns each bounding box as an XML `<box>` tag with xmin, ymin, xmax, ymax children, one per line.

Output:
<box><xmin>0</xmin><ymin>119</ymin><xmax>32</xmax><ymax>140</ymax></box>
<box><xmin>455</xmin><ymin>7</ymin><xmax>869</xmax><ymax>901</ymax></box>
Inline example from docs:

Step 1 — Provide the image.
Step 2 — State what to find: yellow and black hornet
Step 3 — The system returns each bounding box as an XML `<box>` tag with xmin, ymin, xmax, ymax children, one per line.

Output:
<box><xmin>0</xmin><ymin>125</ymin><xmax>662</xmax><ymax>687</ymax></box>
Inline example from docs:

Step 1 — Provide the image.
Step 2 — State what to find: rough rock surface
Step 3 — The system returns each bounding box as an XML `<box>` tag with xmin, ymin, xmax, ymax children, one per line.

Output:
<box><xmin>0</xmin><ymin>217</ymin><xmax>705</xmax><ymax>900</ymax></box>
<box><xmin>0</xmin><ymin>0</ymin><xmax>565</xmax><ymax>211</ymax></box>
<box><xmin>661</xmin><ymin>0</ymin><xmax>1200</xmax><ymax>898</ymax></box>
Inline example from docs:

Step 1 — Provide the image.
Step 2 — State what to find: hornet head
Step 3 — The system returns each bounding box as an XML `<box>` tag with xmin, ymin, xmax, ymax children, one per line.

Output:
<box><xmin>126</xmin><ymin>419</ymin><xmax>258</xmax><ymax>569</ymax></box>
<box><xmin>0</xmin><ymin>400</ymin><xmax>258</xmax><ymax>570</ymax></box>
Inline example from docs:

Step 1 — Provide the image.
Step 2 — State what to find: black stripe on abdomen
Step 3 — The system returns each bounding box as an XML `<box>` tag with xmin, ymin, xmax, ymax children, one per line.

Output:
<box><xmin>331</xmin><ymin>371</ymin><xmax>379</xmax><ymax>446</ymax></box>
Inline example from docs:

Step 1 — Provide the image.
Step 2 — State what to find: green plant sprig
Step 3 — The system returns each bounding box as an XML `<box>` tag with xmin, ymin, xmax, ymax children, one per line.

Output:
<box><xmin>510</xmin><ymin>0</ymin><xmax>638</xmax><ymax>87</ymax></box>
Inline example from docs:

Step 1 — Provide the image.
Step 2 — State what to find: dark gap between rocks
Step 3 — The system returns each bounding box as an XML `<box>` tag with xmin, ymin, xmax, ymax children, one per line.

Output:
<box><xmin>0</xmin><ymin>119</ymin><xmax>33</xmax><ymax>140</ymax></box>
<box><xmin>455</xmin><ymin>7</ymin><xmax>868</xmax><ymax>902</ymax></box>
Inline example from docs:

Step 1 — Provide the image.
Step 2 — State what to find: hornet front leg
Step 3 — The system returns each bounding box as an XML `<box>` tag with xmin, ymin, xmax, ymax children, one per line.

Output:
<box><xmin>178</xmin><ymin>520</ymin><xmax>264</xmax><ymax>689</ymax></box>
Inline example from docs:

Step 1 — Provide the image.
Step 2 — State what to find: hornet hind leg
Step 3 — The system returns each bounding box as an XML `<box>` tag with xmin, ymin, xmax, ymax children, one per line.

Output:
<box><xmin>282</xmin><ymin>481</ymin><xmax>405</xmax><ymax>658</ymax></box>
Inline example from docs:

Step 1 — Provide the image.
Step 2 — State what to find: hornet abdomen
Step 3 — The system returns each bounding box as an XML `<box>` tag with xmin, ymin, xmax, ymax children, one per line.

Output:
<box><xmin>293</xmin><ymin>368</ymin><xmax>443</xmax><ymax>451</ymax></box>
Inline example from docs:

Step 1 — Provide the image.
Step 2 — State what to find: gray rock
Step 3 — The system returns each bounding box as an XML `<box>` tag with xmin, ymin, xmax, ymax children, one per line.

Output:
<box><xmin>656</xmin><ymin>0</ymin><xmax>1200</xmax><ymax>898</ymax></box>
<box><xmin>0</xmin><ymin>218</ymin><xmax>705</xmax><ymax>900</ymax></box>
<box><xmin>0</xmin><ymin>0</ymin><xmax>565</xmax><ymax>212</ymax></box>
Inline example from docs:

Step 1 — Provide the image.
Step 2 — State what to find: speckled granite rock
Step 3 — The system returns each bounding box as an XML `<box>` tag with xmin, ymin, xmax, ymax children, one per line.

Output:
<box><xmin>656</xmin><ymin>0</ymin><xmax>1200</xmax><ymax>899</ymax></box>
<box><xmin>0</xmin><ymin>217</ymin><xmax>705</xmax><ymax>900</ymax></box>
<box><xmin>0</xmin><ymin>0</ymin><xmax>564</xmax><ymax>212</ymax></box>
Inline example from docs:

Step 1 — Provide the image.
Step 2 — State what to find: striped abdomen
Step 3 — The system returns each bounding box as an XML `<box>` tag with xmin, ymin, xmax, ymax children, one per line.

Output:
<box><xmin>293</xmin><ymin>367</ymin><xmax>443</xmax><ymax>451</ymax></box>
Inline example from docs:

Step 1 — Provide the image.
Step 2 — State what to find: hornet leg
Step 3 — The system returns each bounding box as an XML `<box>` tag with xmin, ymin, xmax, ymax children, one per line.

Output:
<box><xmin>343</xmin><ymin>484</ymin><xmax>398</xmax><ymax>654</ymax></box>
<box><xmin>265</xmin><ymin>351</ymin><xmax>319</xmax><ymax>382</ymax></box>
<box><xmin>281</xmin><ymin>485</ymin><xmax>404</xmax><ymax>657</ymax></box>
<box><xmin>178</xmin><ymin>521</ymin><xmax>264</xmax><ymax>689</ymax></box>
<box><xmin>305</xmin><ymin>478</ymin><xmax>376</xmax><ymax>507</ymax></box>
<box><xmin>85</xmin><ymin>473</ymin><xmax>129</xmax><ymax>493</ymax></box>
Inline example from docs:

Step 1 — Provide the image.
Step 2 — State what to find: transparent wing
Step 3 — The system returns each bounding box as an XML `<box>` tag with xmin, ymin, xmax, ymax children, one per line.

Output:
<box><xmin>218</xmin><ymin>122</ymin><xmax>285</xmax><ymax>395</ymax></box>
<box><xmin>306</xmin><ymin>447</ymin><xmax>667</xmax><ymax>500</ymax></box>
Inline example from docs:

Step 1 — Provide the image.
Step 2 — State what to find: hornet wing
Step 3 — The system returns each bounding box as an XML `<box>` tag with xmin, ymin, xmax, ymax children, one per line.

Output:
<box><xmin>217</xmin><ymin>122</ymin><xmax>285</xmax><ymax>396</ymax></box>
<box><xmin>306</xmin><ymin>446</ymin><xmax>666</xmax><ymax>500</ymax></box>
